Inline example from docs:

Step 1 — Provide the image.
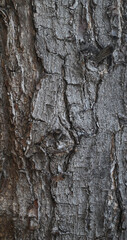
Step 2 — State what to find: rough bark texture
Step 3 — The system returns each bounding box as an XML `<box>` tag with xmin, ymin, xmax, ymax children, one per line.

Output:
<box><xmin>0</xmin><ymin>0</ymin><xmax>127</xmax><ymax>239</ymax></box>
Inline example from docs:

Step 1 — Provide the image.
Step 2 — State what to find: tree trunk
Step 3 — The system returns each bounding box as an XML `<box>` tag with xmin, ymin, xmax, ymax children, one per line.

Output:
<box><xmin>0</xmin><ymin>0</ymin><xmax>126</xmax><ymax>239</ymax></box>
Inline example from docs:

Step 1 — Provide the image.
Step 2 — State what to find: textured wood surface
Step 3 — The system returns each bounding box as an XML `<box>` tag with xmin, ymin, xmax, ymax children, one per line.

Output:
<box><xmin>0</xmin><ymin>0</ymin><xmax>126</xmax><ymax>239</ymax></box>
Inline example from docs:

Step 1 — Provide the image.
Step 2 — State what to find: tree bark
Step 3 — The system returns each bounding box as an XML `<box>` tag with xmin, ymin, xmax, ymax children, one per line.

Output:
<box><xmin>0</xmin><ymin>0</ymin><xmax>126</xmax><ymax>239</ymax></box>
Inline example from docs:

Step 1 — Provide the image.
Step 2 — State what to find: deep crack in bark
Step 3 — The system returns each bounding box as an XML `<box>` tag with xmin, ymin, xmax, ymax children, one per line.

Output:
<box><xmin>61</xmin><ymin>59</ymin><xmax>77</xmax><ymax>172</ymax></box>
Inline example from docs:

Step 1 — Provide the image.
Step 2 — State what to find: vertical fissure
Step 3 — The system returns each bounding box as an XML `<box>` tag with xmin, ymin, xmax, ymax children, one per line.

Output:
<box><xmin>61</xmin><ymin>59</ymin><xmax>78</xmax><ymax>172</ymax></box>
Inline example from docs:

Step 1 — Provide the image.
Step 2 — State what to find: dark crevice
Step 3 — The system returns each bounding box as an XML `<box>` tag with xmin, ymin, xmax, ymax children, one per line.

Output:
<box><xmin>44</xmin><ymin>150</ymin><xmax>57</xmax><ymax>240</ymax></box>
<box><xmin>29</xmin><ymin>0</ymin><xmax>45</xmax><ymax>91</ymax></box>
<box><xmin>115</xmin><ymin>163</ymin><xmax>124</xmax><ymax>233</ymax></box>
<box><xmin>92</xmin><ymin>75</ymin><xmax>102</xmax><ymax>135</ymax></box>
<box><xmin>61</xmin><ymin>59</ymin><xmax>78</xmax><ymax>172</ymax></box>
<box><xmin>113</xmin><ymin>135</ymin><xmax>124</xmax><ymax>235</ymax></box>
<box><xmin>55</xmin><ymin>2</ymin><xmax>58</xmax><ymax>11</ymax></box>
<box><xmin>89</xmin><ymin>0</ymin><xmax>101</xmax><ymax>50</ymax></box>
<box><xmin>95</xmin><ymin>77</ymin><xmax>102</xmax><ymax>104</ymax></box>
<box><xmin>111</xmin><ymin>134</ymin><xmax>124</xmax><ymax>236</ymax></box>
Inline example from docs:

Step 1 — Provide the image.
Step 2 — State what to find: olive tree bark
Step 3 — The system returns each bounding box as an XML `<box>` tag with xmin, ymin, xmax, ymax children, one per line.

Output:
<box><xmin>0</xmin><ymin>0</ymin><xmax>126</xmax><ymax>239</ymax></box>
